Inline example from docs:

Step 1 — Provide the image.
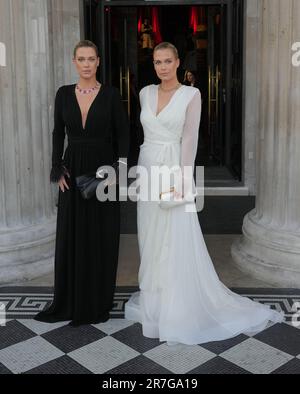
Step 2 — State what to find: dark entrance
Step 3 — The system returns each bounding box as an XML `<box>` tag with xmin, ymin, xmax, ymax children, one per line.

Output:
<box><xmin>83</xmin><ymin>0</ymin><xmax>244</xmax><ymax>184</ymax></box>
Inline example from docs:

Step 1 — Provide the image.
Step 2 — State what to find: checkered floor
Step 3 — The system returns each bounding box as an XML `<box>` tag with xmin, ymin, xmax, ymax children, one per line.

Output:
<box><xmin>0</xmin><ymin>287</ymin><xmax>299</xmax><ymax>374</ymax></box>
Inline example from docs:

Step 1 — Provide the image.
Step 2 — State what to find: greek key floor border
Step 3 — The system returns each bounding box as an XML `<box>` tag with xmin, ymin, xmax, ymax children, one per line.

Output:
<box><xmin>0</xmin><ymin>287</ymin><xmax>299</xmax><ymax>325</ymax></box>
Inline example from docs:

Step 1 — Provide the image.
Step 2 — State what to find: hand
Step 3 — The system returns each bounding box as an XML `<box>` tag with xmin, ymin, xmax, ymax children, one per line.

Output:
<box><xmin>58</xmin><ymin>173</ymin><xmax>70</xmax><ymax>193</ymax></box>
<box><xmin>174</xmin><ymin>189</ymin><xmax>183</xmax><ymax>200</ymax></box>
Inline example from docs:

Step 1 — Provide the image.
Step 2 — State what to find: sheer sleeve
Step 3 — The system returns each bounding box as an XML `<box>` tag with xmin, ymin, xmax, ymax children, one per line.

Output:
<box><xmin>50</xmin><ymin>87</ymin><xmax>66</xmax><ymax>183</ymax></box>
<box><xmin>180</xmin><ymin>89</ymin><xmax>202</xmax><ymax>196</ymax></box>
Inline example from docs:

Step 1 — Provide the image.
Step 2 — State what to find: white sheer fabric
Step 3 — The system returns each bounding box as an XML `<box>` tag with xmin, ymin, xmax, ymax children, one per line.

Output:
<box><xmin>124</xmin><ymin>84</ymin><xmax>284</xmax><ymax>345</ymax></box>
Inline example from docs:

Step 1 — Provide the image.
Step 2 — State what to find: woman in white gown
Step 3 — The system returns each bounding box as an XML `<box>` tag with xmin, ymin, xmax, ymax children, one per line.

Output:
<box><xmin>124</xmin><ymin>42</ymin><xmax>284</xmax><ymax>345</ymax></box>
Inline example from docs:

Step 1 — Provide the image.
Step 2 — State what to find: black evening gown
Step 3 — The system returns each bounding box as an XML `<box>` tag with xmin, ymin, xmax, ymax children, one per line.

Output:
<box><xmin>34</xmin><ymin>84</ymin><xmax>129</xmax><ymax>326</ymax></box>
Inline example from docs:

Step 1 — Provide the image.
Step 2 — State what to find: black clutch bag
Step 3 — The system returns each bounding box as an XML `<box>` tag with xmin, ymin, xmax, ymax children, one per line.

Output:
<box><xmin>75</xmin><ymin>171</ymin><xmax>101</xmax><ymax>200</ymax></box>
<box><xmin>75</xmin><ymin>162</ymin><xmax>119</xmax><ymax>200</ymax></box>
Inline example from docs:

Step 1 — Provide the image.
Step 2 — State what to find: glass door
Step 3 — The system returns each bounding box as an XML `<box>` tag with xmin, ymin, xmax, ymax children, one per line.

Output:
<box><xmin>90</xmin><ymin>0</ymin><xmax>244</xmax><ymax>181</ymax></box>
<box><xmin>229</xmin><ymin>0</ymin><xmax>243</xmax><ymax>180</ymax></box>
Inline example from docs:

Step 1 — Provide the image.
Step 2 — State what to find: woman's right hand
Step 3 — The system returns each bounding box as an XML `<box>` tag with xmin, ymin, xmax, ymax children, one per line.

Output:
<box><xmin>58</xmin><ymin>173</ymin><xmax>70</xmax><ymax>192</ymax></box>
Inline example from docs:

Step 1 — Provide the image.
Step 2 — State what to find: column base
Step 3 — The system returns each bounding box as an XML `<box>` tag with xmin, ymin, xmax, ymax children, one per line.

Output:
<box><xmin>0</xmin><ymin>217</ymin><xmax>56</xmax><ymax>285</ymax></box>
<box><xmin>231</xmin><ymin>210</ymin><xmax>300</xmax><ymax>287</ymax></box>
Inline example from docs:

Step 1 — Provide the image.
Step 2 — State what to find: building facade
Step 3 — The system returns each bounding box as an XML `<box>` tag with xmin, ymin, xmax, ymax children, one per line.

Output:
<box><xmin>0</xmin><ymin>0</ymin><xmax>299</xmax><ymax>286</ymax></box>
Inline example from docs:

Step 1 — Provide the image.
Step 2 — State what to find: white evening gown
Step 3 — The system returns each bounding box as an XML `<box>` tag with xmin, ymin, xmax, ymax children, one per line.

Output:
<box><xmin>124</xmin><ymin>84</ymin><xmax>284</xmax><ymax>345</ymax></box>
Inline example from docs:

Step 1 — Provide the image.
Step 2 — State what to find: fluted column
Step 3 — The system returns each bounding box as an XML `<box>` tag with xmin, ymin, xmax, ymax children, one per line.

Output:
<box><xmin>0</xmin><ymin>0</ymin><xmax>80</xmax><ymax>284</ymax></box>
<box><xmin>232</xmin><ymin>0</ymin><xmax>300</xmax><ymax>286</ymax></box>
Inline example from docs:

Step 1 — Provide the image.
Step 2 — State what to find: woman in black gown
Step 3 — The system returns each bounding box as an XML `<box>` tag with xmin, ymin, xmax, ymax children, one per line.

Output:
<box><xmin>35</xmin><ymin>40</ymin><xmax>129</xmax><ymax>326</ymax></box>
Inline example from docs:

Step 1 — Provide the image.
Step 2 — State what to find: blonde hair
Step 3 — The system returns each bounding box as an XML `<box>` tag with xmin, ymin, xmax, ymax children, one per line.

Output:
<box><xmin>153</xmin><ymin>42</ymin><xmax>179</xmax><ymax>59</ymax></box>
<box><xmin>73</xmin><ymin>40</ymin><xmax>99</xmax><ymax>58</ymax></box>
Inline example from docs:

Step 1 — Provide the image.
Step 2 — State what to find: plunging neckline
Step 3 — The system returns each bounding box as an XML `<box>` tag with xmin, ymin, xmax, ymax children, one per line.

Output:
<box><xmin>154</xmin><ymin>84</ymin><xmax>184</xmax><ymax>117</ymax></box>
<box><xmin>73</xmin><ymin>84</ymin><xmax>103</xmax><ymax>131</ymax></box>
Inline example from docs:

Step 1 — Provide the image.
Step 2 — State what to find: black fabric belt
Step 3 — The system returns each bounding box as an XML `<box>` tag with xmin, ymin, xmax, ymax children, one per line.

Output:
<box><xmin>68</xmin><ymin>138</ymin><xmax>112</xmax><ymax>147</ymax></box>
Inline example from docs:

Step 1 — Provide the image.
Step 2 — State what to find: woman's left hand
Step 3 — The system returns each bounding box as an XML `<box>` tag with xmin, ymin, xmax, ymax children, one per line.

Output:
<box><xmin>174</xmin><ymin>190</ymin><xmax>183</xmax><ymax>200</ymax></box>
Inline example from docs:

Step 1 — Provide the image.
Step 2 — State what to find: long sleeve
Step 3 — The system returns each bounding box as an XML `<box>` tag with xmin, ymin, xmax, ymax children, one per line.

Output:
<box><xmin>180</xmin><ymin>89</ymin><xmax>202</xmax><ymax>196</ymax></box>
<box><xmin>112</xmin><ymin>87</ymin><xmax>130</xmax><ymax>161</ymax></box>
<box><xmin>50</xmin><ymin>87</ymin><xmax>66</xmax><ymax>182</ymax></box>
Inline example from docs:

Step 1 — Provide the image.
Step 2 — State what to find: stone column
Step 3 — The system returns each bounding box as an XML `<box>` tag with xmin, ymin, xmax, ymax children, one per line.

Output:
<box><xmin>0</xmin><ymin>0</ymin><xmax>80</xmax><ymax>284</ymax></box>
<box><xmin>232</xmin><ymin>0</ymin><xmax>300</xmax><ymax>286</ymax></box>
<box><xmin>48</xmin><ymin>0</ymin><xmax>82</xmax><ymax>87</ymax></box>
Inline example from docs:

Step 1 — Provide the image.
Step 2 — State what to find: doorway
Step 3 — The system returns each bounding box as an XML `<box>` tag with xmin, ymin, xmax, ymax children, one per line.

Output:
<box><xmin>84</xmin><ymin>0</ymin><xmax>244</xmax><ymax>184</ymax></box>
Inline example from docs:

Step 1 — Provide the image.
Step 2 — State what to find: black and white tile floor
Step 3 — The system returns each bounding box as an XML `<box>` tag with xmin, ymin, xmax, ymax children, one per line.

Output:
<box><xmin>0</xmin><ymin>287</ymin><xmax>299</xmax><ymax>374</ymax></box>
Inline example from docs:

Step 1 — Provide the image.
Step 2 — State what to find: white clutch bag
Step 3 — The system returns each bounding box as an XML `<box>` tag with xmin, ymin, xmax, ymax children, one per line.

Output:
<box><xmin>159</xmin><ymin>187</ymin><xmax>187</xmax><ymax>209</ymax></box>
